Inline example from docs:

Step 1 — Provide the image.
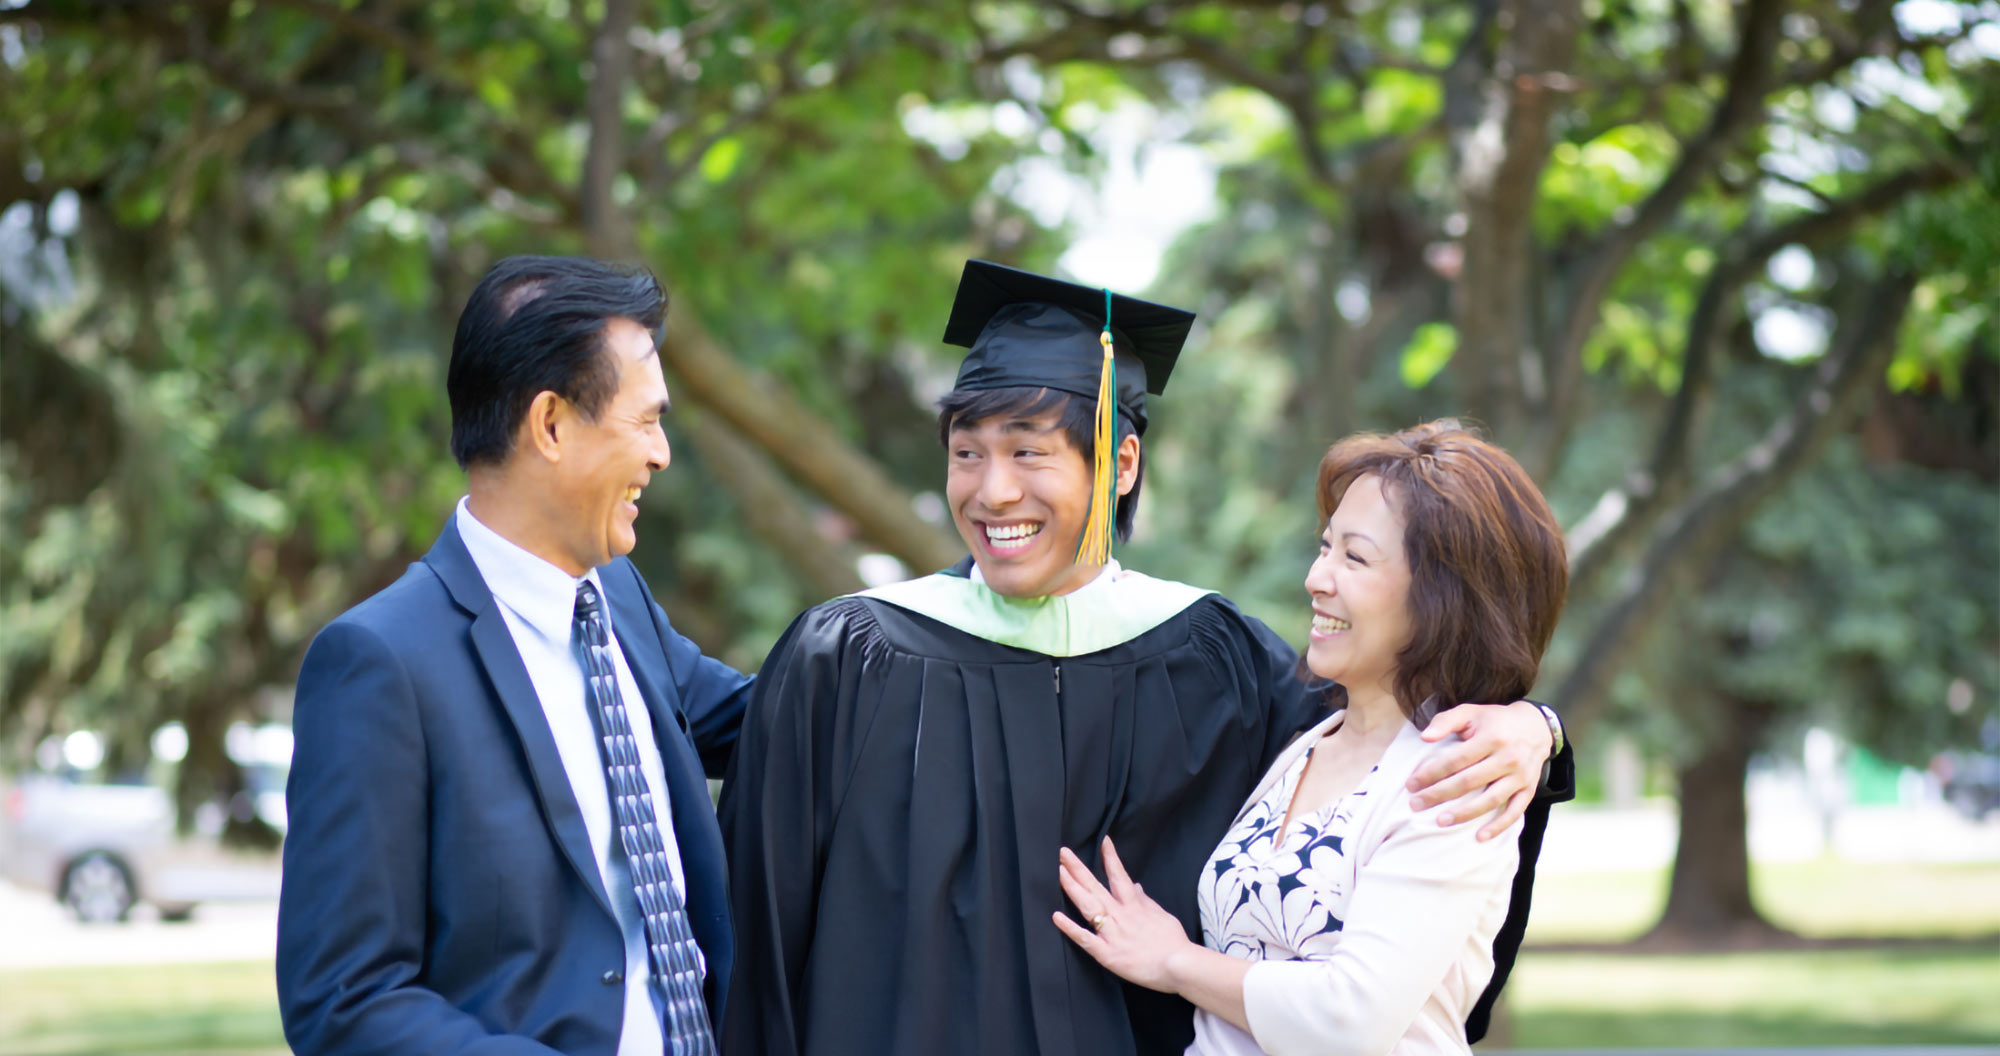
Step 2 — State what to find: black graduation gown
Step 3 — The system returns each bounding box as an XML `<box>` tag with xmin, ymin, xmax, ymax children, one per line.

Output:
<box><xmin>719</xmin><ymin>569</ymin><xmax>1573</xmax><ymax>1056</ymax></box>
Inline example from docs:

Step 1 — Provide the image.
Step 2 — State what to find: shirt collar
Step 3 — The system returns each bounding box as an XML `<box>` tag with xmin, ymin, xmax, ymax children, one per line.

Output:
<box><xmin>968</xmin><ymin>557</ymin><xmax>1122</xmax><ymax>600</ymax></box>
<box><xmin>455</xmin><ymin>496</ymin><xmax>604</xmax><ymax>645</ymax></box>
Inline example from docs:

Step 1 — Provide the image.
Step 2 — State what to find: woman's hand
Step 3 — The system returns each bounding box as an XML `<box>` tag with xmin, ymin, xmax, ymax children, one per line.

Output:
<box><xmin>1051</xmin><ymin>838</ymin><xmax>1200</xmax><ymax>994</ymax></box>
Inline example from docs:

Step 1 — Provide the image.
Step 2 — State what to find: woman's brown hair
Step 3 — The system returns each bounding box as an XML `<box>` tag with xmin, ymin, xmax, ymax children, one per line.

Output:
<box><xmin>1315</xmin><ymin>419</ymin><xmax>1568</xmax><ymax>724</ymax></box>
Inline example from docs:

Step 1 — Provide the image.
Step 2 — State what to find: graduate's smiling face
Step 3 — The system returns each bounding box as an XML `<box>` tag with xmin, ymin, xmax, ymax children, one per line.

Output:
<box><xmin>1303</xmin><ymin>473</ymin><xmax>1415</xmax><ymax>698</ymax></box>
<box><xmin>947</xmin><ymin>408</ymin><xmax>1133</xmax><ymax>599</ymax></box>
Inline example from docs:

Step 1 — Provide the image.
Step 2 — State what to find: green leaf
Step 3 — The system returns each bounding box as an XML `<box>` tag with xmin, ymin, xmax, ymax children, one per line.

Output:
<box><xmin>700</xmin><ymin>137</ymin><xmax>744</xmax><ymax>183</ymax></box>
<box><xmin>1399</xmin><ymin>322</ymin><xmax>1457</xmax><ymax>389</ymax></box>
<box><xmin>477</xmin><ymin>76</ymin><xmax>516</xmax><ymax>115</ymax></box>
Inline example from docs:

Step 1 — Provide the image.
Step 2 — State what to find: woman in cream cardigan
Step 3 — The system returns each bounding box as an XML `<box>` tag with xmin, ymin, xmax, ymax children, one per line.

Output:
<box><xmin>1053</xmin><ymin>420</ymin><xmax>1568</xmax><ymax>1056</ymax></box>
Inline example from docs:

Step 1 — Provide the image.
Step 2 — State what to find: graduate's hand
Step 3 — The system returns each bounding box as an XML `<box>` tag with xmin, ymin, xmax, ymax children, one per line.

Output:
<box><xmin>1407</xmin><ymin>699</ymin><xmax>1551</xmax><ymax>841</ymax></box>
<box><xmin>1052</xmin><ymin>839</ymin><xmax>1198</xmax><ymax>995</ymax></box>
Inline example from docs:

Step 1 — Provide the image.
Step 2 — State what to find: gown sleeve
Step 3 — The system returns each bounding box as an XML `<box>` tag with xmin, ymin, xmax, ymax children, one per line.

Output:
<box><xmin>1243</xmin><ymin>611</ymin><xmax>1318</xmax><ymax>765</ymax></box>
<box><xmin>718</xmin><ymin>604</ymin><xmax>856</xmax><ymax>1056</ymax></box>
<box><xmin>1466</xmin><ymin>728</ymin><xmax>1574</xmax><ymax>1042</ymax></box>
<box><xmin>1534</xmin><ymin>708</ymin><xmax>1577</xmax><ymax>804</ymax></box>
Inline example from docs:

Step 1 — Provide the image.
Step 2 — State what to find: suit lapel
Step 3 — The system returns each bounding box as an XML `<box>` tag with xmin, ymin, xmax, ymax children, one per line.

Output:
<box><xmin>426</xmin><ymin>520</ymin><xmax>618</xmax><ymax>923</ymax></box>
<box><xmin>605</xmin><ymin>568</ymin><xmax>709</xmax><ymax>812</ymax></box>
<box><xmin>606</xmin><ymin>571</ymin><xmax>692</xmax><ymax>747</ymax></box>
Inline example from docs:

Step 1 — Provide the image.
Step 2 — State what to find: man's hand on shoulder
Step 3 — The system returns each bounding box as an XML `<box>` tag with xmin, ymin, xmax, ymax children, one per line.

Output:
<box><xmin>1405</xmin><ymin>700</ymin><xmax>1555</xmax><ymax>841</ymax></box>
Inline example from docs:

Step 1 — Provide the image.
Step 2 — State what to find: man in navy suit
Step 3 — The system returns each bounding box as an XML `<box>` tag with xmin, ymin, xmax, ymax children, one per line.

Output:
<box><xmin>278</xmin><ymin>256</ymin><xmax>754</xmax><ymax>1055</ymax></box>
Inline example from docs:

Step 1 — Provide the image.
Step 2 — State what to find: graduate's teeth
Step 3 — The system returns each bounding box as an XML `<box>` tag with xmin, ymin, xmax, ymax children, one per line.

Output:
<box><xmin>625</xmin><ymin>486</ymin><xmax>642</xmax><ymax>504</ymax></box>
<box><xmin>984</xmin><ymin>523</ymin><xmax>1042</xmax><ymax>547</ymax></box>
<box><xmin>1312</xmin><ymin>614</ymin><xmax>1351</xmax><ymax>634</ymax></box>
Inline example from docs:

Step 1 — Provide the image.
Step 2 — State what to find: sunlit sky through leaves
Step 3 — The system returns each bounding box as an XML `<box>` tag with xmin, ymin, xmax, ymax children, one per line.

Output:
<box><xmin>958</xmin><ymin>0</ymin><xmax>1998</xmax><ymax>358</ymax></box>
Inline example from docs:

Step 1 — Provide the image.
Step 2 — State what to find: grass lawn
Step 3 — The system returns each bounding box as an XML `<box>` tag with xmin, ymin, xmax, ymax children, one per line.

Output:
<box><xmin>2</xmin><ymin>861</ymin><xmax>1995</xmax><ymax>1053</ymax></box>
<box><xmin>0</xmin><ymin>960</ymin><xmax>285</xmax><ymax>1056</ymax></box>
<box><xmin>1504</xmin><ymin>858</ymin><xmax>2000</xmax><ymax>1047</ymax></box>
<box><xmin>1504</xmin><ymin>946</ymin><xmax>2000</xmax><ymax>1047</ymax></box>
<box><xmin>1524</xmin><ymin>858</ymin><xmax>2000</xmax><ymax>943</ymax></box>
<box><xmin>1504</xmin><ymin>856</ymin><xmax>2000</xmax><ymax>1048</ymax></box>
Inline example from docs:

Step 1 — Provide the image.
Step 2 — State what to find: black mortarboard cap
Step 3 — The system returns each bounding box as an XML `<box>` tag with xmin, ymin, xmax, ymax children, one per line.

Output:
<box><xmin>942</xmin><ymin>259</ymin><xmax>1195</xmax><ymax>436</ymax></box>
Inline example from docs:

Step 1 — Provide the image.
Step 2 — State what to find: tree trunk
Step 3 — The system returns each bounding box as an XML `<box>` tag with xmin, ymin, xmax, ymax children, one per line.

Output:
<box><xmin>581</xmin><ymin>0</ymin><xmax>636</xmax><ymax>258</ymax></box>
<box><xmin>1446</xmin><ymin>0</ymin><xmax>1580</xmax><ymax>443</ymax></box>
<box><xmin>1294</xmin><ymin>225</ymin><xmax>1355</xmax><ymax>465</ymax></box>
<box><xmin>1647</xmin><ymin>692</ymin><xmax>1787</xmax><ymax>946</ymax></box>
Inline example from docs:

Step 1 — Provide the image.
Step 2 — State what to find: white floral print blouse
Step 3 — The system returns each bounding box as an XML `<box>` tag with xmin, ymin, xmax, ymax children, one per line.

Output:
<box><xmin>1197</xmin><ymin>734</ymin><xmax>1364</xmax><ymax>967</ymax></box>
<box><xmin>1187</xmin><ymin>715</ymin><xmax>1522</xmax><ymax>1056</ymax></box>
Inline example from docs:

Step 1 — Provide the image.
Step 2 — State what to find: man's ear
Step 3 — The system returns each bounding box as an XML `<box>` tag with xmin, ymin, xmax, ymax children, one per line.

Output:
<box><xmin>1114</xmin><ymin>433</ymin><xmax>1141</xmax><ymax>497</ymax></box>
<box><xmin>522</xmin><ymin>390</ymin><xmax>567</xmax><ymax>463</ymax></box>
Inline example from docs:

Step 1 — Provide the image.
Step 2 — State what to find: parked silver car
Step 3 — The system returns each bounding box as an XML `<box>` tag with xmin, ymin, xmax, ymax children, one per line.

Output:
<box><xmin>0</xmin><ymin>732</ymin><xmax>287</xmax><ymax>922</ymax></box>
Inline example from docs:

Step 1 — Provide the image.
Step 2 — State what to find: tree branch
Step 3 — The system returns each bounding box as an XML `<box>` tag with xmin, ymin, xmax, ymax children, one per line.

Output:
<box><xmin>635</xmin><ymin>35</ymin><xmax>867</xmax><ymax>198</ymax></box>
<box><xmin>1552</xmin><ymin>269</ymin><xmax>1918</xmax><ymax>724</ymax></box>
<box><xmin>1001</xmin><ymin>0</ymin><xmax>1344</xmax><ymax>187</ymax></box>
<box><xmin>659</xmin><ymin>302</ymin><xmax>964</xmax><ymax>576</ymax></box>
<box><xmin>219</xmin><ymin>0</ymin><xmax>441</xmax><ymax>71</ymax></box>
<box><xmin>1544</xmin><ymin>0</ymin><xmax>1787</xmax><ymax>408</ymax></box>
<box><xmin>1447</xmin><ymin>0</ymin><xmax>1582</xmax><ymax>442</ymax></box>
<box><xmin>25</xmin><ymin>1</ymin><xmax>580</xmax><ymax>219</ymax></box>
<box><xmin>680</xmin><ymin>413</ymin><xmax>867</xmax><ymax>602</ymax></box>
<box><xmin>1565</xmin><ymin>158</ymin><xmax>1962</xmax><ymax>594</ymax></box>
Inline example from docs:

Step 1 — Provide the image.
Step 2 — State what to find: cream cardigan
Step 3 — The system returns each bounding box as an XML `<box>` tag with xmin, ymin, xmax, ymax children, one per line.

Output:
<box><xmin>1192</xmin><ymin>710</ymin><xmax>1523</xmax><ymax>1056</ymax></box>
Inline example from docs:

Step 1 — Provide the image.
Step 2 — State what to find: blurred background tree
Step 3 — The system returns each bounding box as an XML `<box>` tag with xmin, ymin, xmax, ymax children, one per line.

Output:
<box><xmin>3</xmin><ymin>0</ymin><xmax>1994</xmax><ymax>943</ymax></box>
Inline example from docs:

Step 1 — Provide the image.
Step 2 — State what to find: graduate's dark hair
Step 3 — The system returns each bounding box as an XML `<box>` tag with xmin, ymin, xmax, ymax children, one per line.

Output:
<box><xmin>1314</xmin><ymin>420</ymin><xmax>1568</xmax><ymax>725</ymax></box>
<box><xmin>448</xmin><ymin>255</ymin><xmax>667</xmax><ymax>469</ymax></box>
<box><xmin>936</xmin><ymin>387</ymin><xmax>1144</xmax><ymax>543</ymax></box>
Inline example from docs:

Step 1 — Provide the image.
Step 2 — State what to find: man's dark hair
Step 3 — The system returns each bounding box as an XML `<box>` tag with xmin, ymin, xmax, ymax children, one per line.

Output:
<box><xmin>447</xmin><ymin>255</ymin><xmax>666</xmax><ymax>469</ymax></box>
<box><xmin>936</xmin><ymin>387</ymin><xmax>1145</xmax><ymax>543</ymax></box>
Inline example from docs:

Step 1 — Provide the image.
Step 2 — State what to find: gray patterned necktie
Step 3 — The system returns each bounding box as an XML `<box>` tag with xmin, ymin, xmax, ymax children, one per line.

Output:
<box><xmin>574</xmin><ymin>580</ymin><xmax>717</xmax><ymax>1056</ymax></box>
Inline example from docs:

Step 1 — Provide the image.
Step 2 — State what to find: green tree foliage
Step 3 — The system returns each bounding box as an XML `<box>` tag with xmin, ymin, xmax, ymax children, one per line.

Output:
<box><xmin>0</xmin><ymin>0</ymin><xmax>1052</xmax><ymax>818</ymax></box>
<box><xmin>1714</xmin><ymin>441</ymin><xmax>1997</xmax><ymax>764</ymax></box>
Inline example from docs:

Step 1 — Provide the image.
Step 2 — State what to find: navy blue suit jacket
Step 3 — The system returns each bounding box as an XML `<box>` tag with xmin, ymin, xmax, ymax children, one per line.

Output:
<box><xmin>277</xmin><ymin>519</ymin><xmax>754</xmax><ymax>1055</ymax></box>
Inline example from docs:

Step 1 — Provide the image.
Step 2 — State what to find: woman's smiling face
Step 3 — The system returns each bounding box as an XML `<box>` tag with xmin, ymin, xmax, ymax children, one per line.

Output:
<box><xmin>1303</xmin><ymin>473</ymin><xmax>1415</xmax><ymax>698</ymax></box>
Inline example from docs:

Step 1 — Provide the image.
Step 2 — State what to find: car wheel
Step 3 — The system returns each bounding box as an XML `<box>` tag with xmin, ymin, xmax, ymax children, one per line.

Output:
<box><xmin>61</xmin><ymin>851</ymin><xmax>136</xmax><ymax>924</ymax></box>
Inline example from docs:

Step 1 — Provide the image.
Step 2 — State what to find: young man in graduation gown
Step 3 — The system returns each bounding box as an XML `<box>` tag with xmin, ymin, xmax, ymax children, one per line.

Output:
<box><xmin>720</xmin><ymin>261</ymin><xmax>1575</xmax><ymax>1056</ymax></box>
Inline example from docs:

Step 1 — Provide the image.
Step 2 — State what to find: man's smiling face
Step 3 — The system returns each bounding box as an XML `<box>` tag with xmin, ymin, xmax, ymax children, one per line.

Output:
<box><xmin>945</xmin><ymin>409</ymin><xmax>1104</xmax><ymax>599</ymax></box>
<box><xmin>546</xmin><ymin>316</ymin><xmax>671</xmax><ymax>574</ymax></box>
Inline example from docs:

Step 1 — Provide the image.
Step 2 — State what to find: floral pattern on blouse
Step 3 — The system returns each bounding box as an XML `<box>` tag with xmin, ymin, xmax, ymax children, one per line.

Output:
<box><xmin>1196</xmin><ymin>746</ymin><xmax>1373</xmax><ymax>964</ymax></box>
